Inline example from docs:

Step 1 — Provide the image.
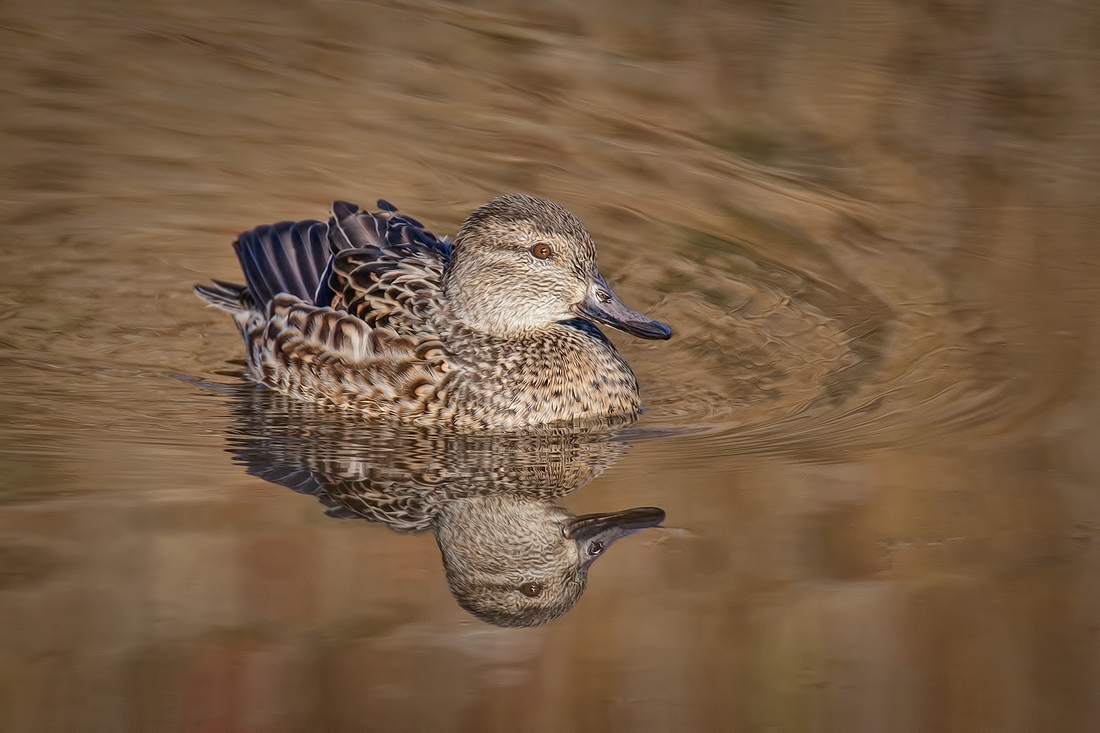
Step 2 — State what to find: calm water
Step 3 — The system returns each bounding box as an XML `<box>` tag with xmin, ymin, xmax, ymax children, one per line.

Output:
<box><xmin>2</xmin><ymin>0</ymin><xmax>1100</xmax><ymax>730</ymax></box>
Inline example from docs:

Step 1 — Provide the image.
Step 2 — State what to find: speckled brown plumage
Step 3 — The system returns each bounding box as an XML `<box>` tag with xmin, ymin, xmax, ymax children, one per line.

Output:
<box><xmin>196</xmin><ymin>194</ymin><xmax>670</xmax><ymax>430</ymax></box>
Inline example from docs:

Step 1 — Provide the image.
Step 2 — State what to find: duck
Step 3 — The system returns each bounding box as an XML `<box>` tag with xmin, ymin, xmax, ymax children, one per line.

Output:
<box><xmin>195</xmin><ymin>194</ymin><xmax>670</xmax><ymax>430</ymax></box>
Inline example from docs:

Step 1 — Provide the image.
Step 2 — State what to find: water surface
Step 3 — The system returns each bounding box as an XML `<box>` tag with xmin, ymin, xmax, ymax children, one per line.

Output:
<box><xmin>2</xmin><ymin>1</ymin><xmax>1099</xmax><ymax>730</ymax></box>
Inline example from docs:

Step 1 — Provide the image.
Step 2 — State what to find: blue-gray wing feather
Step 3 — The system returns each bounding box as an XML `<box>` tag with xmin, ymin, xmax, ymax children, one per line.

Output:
<box><xmin>222</xmin><ymin>200</ymin><xmax>451</xmax><ymax>314</ymax></box>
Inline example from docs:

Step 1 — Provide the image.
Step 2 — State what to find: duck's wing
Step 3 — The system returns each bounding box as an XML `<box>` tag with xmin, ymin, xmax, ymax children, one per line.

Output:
<box><xmin>197</xmin><ymin>200</ymin><xmax>456</xmax><ymax>417</ymax></box>
<box><xmin>322</xmin><ymin>201</ymin><xmax>452</xmax><ymax>335</ymax></box>
<box><xmin>196</xmin><ymin>199</ymin><xmax>451</xmax><ymax>323</ymax></box>
<box><xmin>328</xmin><ymin>199</ymin><xmax>453</xmax><ymax>261</ymax></box>
<box><xmin>195</xmin><ymin>217</ymin><xmax>332</xmax><ymax>314</ymax></box>
<box><xmin>233</xmin><ymin>219</ymin><xmax>333</xmax><ymax>308</ymax></box>
<box><xmin>278</xmin><ymin>206</ymin><xmax>452</xmax><ymax>407</ymax></box>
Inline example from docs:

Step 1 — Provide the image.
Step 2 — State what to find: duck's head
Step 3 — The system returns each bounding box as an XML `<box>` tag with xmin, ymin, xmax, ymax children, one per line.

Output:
<box><xmin>442</xmin><ymin>194</ymin><xmax>671</xmax><ymax>340</ymax></box>
<box><xmin>434</xmin><ymin>494</ymin><xmax>665</xmax><ymax>627</ymax></box>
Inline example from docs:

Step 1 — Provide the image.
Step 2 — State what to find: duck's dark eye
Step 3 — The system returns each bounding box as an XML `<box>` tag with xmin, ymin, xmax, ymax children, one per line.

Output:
<box><xmin>531</xmin><ymin>243</ymin><xmax>553</xmax><ymax>260</ymax></box>
<box><xmin>520</xmin><ymin>581</ymin><xmax>543</xmax><ymax>597</ymax></box>
<box><xmin>588</xmin><ymin>541</ymin><xmax>604</xmax><ymax>556</ymax></box>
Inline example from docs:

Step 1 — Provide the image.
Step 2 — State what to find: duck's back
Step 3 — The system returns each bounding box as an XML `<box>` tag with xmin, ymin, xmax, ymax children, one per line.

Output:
<box><xmin>196</xmin><ymin>201</ymin><xmax>457</xmax><ymax>420</ymax></box>
<box><xmin>224</xmin><ymin>200</ymin><xmax>451</xmax><ymax>315</ymax></box>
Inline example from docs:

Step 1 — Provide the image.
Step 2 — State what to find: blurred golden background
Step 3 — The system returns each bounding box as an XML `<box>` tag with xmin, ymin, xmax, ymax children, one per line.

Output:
<box><xmin>1</xmin><ymin>0</ymin><xmax>1099</xmax><ymax>730</ymax></box>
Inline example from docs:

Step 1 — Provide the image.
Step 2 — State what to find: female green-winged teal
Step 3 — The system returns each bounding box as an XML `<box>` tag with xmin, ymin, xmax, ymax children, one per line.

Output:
<box><xmin>195</xmin><ymin>194</ymin><xmax>670</xmax><ymax>430</ymax></box>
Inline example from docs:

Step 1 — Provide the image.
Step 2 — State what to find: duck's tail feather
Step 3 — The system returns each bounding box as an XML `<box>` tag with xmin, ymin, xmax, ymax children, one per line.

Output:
<box><xmin>233</xmin><ymin>219</ymin><xmax>333</xmax><ymax>309</ymax></box>
<box><xmin>194</xmin><ymin>279</ymin><xmax>253</xmax><ymax>313</ymax></box>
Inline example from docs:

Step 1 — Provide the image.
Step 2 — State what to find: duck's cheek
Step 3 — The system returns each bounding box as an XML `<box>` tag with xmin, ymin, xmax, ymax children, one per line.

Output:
<box><xmin>507</xmin><ymin>278</ymin><xmax>580</xmax><ymax>320</ymax></box>
<box><xmin>513</xmin><ymin>297</ymin><xmax>577</xmax><ymax>327</ymax></box>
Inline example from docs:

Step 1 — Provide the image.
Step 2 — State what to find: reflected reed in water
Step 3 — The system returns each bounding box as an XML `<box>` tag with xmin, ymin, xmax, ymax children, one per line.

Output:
<box><xmin>226</xmin><ymin>383</ymin><xmax>664</xmax><ymax>626</ymax></box>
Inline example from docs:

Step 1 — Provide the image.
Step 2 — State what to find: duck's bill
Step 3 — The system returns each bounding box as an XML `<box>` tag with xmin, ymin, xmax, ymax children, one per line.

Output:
<box><xmin>563</xmin><ymin>506</ymin><xmax>666</xmax><ymax>566</ymax></box>
<box><xmin>573</xmin><ymin>275</ymin><xmax>672</xmax><ymax>340</ymax></box>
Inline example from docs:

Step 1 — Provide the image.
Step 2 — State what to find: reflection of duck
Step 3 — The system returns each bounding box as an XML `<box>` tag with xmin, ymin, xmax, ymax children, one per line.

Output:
<box><xmin>196</xmin><ymin>195</ymin><xmax>670</xmax><ymax>430</ymax></box>
<box><xmin>436</xmin><ymin>495</ymin><xmax>663</xmax><ymax>627</ymax></box>
<box><xmin>228</xmin><ymin>387</ymin><xmax>665</xmax><ymax>626</ymax></box>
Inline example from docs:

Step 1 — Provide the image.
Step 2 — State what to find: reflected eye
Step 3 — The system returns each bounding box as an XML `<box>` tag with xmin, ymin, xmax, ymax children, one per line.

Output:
<box><xmin>587</xmin><ymin>541</ymin><xmax>604</xmax><ymax>556</ymax></box>
<box><xmin>531</xmin><ymin>243</ymin><xmax>553</xmax><ymax>259</ymax></box>
<box><xmin>520</xmin><ymin>581</ymin><xmax>543</xmax><ymax>597</ymax></box>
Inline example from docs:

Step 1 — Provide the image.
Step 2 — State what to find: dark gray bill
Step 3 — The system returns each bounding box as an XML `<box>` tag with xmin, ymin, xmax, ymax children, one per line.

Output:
<box><xmin>573</xmin><ymin>274</ymin><xmax>671</xmax><ymax>340</ymax></box>
<box><xmin>562</xmin><ymin>506</ymin><xmax>666</xmax><ymax>566</ymax></box>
